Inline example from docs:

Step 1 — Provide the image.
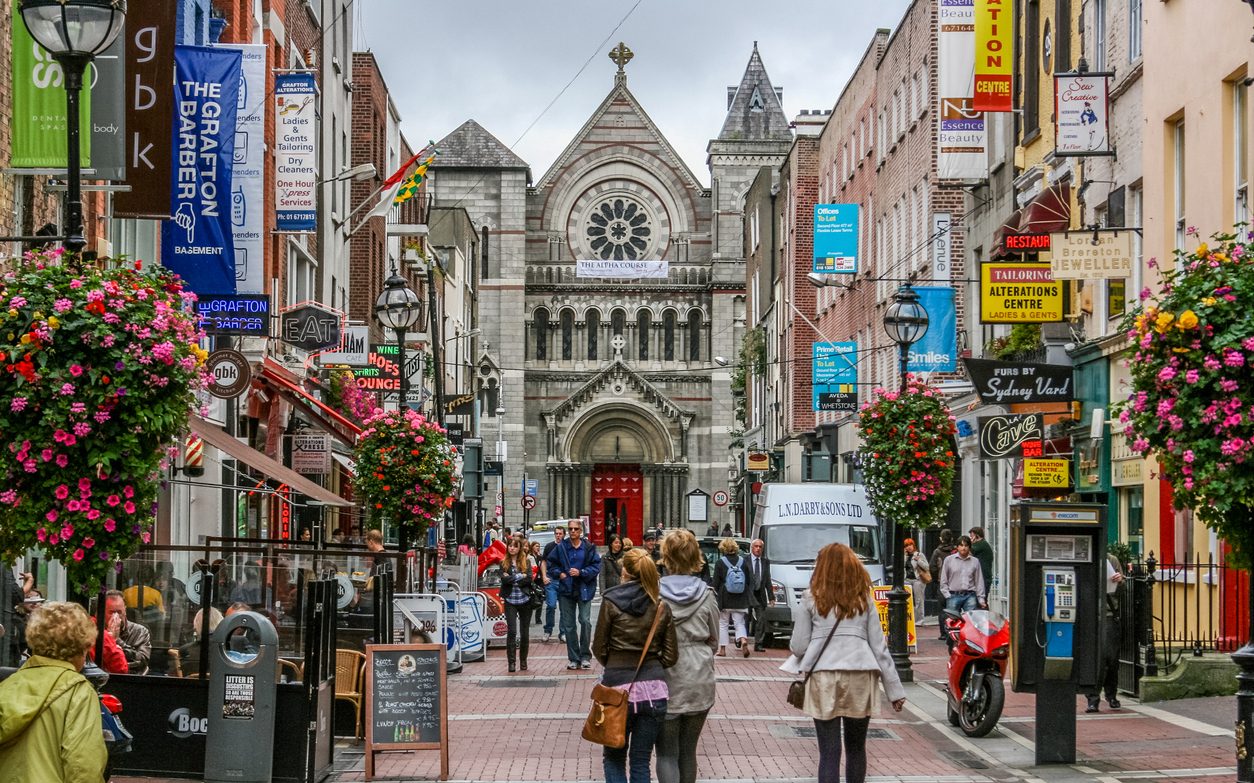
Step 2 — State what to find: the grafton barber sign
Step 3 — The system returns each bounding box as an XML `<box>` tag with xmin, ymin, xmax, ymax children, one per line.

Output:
<box><xmin>963</xmin><ymin>358</ymin><xmax>1074</xmax><ymax>404</ymax></box>
<box><xmin>978</xmin><ymin>413</ymin><xmax>1043</xmax><ymax>460</ymax></box>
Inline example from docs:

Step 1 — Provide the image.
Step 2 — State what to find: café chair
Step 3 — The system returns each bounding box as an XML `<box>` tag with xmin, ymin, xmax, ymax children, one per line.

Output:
<box><xmin>335</xmin><ymin>649</ymin><xmax>366</xmax><ymax>740</ymax></box>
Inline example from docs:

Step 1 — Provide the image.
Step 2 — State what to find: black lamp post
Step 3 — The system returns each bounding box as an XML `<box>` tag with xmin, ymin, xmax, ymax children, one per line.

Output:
<box><xmin>882</xmin><ymin>284</ymin><xmax>930</xmax><ymax>681</ymax></box>
<box><xmin>19</xmin><ymin>0</ymin><xmax>126</xmax><ymax>254</ymax></box>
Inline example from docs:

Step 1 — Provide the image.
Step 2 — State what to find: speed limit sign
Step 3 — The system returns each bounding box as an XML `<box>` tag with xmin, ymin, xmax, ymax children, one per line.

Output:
<box><xmin>712</xmin><ymin>490</ymin><xmax>729</xmax><ymax>507</ymax></box>
<box><xmin>521</xmin><ymin>495</ymin><xmax>536</xmax><ymax>510</ymax></box>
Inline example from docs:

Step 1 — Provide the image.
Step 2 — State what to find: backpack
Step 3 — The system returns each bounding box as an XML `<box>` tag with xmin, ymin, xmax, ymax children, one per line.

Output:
<box><xmin>721</xmin><ymin>556</ymin><xmax>746</xmax><ymax>594</ymax></box>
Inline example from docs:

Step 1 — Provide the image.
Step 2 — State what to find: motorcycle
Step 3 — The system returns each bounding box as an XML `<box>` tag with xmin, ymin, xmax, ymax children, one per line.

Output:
<box><xmin>943</xmin><ymin>608</ymin><xmax>1010</xmax><ymax>737</ymax></box>
<box><xmin>81</xmin><ymin>660</ymin><xmax>133</xmax><ymax>777</ymax></box>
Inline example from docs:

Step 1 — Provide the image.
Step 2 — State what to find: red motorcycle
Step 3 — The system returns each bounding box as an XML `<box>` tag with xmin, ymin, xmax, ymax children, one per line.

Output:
<box><xmin>943</xmin><ymin>608</ymin><xmax>1010</xmax><ymax>737</ymax></box>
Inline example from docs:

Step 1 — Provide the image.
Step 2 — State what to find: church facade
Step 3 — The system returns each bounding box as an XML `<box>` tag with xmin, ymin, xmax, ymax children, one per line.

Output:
<box><xmin>428</xmin><ymin>44</ymin><xmax>792</xmax><ymax>542</ymax></box>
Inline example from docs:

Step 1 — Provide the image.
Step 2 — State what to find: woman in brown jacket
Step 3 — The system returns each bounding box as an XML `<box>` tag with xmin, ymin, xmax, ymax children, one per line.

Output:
<box><xmin>592</xmin><ymin>548</ymin><xmax>680</xmax><ymax>783</ymax></box>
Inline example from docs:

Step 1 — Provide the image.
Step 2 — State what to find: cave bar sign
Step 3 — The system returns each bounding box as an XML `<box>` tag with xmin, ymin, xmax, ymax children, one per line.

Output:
<box><xmin>979</xmin><ymin>261</ymin><xmax>1064</xmax><ymax>323</ymax></box>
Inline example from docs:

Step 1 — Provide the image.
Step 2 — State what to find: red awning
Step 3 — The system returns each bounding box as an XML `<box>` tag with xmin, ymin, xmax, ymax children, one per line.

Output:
<box><xmin>1019</xmin><ymin>183</ymin><xmax>1072</xmax><ymax>235</ymax></box>
<box><xmin>991</xmin><ymin>208</ymin><xmax>1025</xmax><ymax>260</ymax></box>
<box><xmin>256</xmin><ymin>358</ymin><xmax>362</xmax><ymax>446</ymax></box>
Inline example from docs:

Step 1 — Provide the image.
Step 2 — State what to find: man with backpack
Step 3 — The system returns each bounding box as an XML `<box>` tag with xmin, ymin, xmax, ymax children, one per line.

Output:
<box><xmin>712</xmin><ymin>538</ymin><xmax>752</xmax><ymax>658</ymax></box>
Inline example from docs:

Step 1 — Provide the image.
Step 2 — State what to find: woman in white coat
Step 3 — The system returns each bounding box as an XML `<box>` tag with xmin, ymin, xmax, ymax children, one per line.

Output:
<box><xmin>783</xmin><ymin>543</ymin><xmax>906</xmax><ymax>783</ymax></box>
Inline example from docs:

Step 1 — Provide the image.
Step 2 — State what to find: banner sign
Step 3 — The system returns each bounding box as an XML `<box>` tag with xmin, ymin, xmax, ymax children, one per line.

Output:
<box><xmin>1049</xmin><ymin>230</ymin><xmax>1133</xmax><ymax>280</ymax></box>
<box><xmin>812</xmin><ymin>204</ymin><xmax>859</xmax><ymax>274</ymax></box>
<box><xmin>963</xmin><ymin>358</ymin><xmax>1074</xmax><ymax>404</ymax></box>
<box><xmin>932</xmin><ymin>213</ymin><xmax>953</xmax><ymax>281</ymax></box>
<box><xmin>813</xmin><ymin>341</ymin><xmax>858</xmax><ymax>412</ymax></box>
<box><xmin>292</xmin><ymin>433</ymin><xmax>331</xmax><ymax>475</ymax></box>
<box><xmin>221</xmin><ymin>44</ymin><xmax>266</xmax><ymax>293</ymax></box>
<box><xmin>115</xmin><ymin>0</ymin><xmax>178</xmax><ymax>217</ymax></box>
<box><xmin>11</xmin><ymin>0</ymin><xmax>92</xmax><ymax>169</ymax></box>
<box><xmin>575</xmin><ymin>260</ymin><xmax>668</xmax><ymax>279</ymax></box>
<box><xmin>319</xmin><ymin>325</ymin><xmax>369</xmax><ymax>366</ymax></box>
<box><xmin>161</xmin><ymin>46</ymin><xmax>242</xmax><ymax>295</ymax></box>
<box><xmin>908</xmin><ymin>287</ymin><xmax>957</xmax><ymax>373</ymax></box>
<box><xmin>353</xmin><ymin>345</ymin><xmax>401</xmax><ymax>393</ymax></box>
<box><xmin>197</xmin><ymin>294</ymin><xmax>269</xmax><ymax>336</ymax></box>
<box><xmin>973</xmin><ymin>0</ymin><xmax>1013</xmax><ymax>112</ymax></box>
<box><xmin>1055</xmin><ymin>73</ymin><xmax>1112</xmax><ymax>157</ymax></box>
<box><xmin>979</xmin><ymin>413</ymin><xmax>1043</xmax><ymax>460</ymax></box>
<box><xmin>445</xmin><ymin>392</ymin><xmax>475</xmax><ymax>417</ymax></box>
<box><xmin>274</xmin><ymin>72</ymin><xmax>318</xmax><ymax>232</ymax></box>
<box><xmin>1023</xmin><ymin>458</ymin><xmax>1072</xmax><ymax>489</ymax></box>
<box><xmin>89</xmin><ymin>34</ymin><xmax>126</xmax><ymax>180</ymax></box>
<box><xmin>979</xmin><ymin>262</ymin><xmax>1064</xmax><ymax>323</ymax></box>
<box><xmin>936</xmin><ymin>0</ymin><xmax>987</xmax><ymax>180</ymax></box>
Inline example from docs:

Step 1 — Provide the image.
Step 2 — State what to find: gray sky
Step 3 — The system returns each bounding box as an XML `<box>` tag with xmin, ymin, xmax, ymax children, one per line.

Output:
<box><xmin>358</xmin><ymin>1</ymin><xmax>912</xmax><ymax>185</ymax></box>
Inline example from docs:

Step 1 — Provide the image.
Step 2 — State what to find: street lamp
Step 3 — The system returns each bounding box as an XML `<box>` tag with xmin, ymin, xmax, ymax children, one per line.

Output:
<box><xmin>374</xmin><ymin>270</ymin><xmax>424</xmax><ymax>411</ymax></box>
<box><xmin>19</xmin><ymin>0</ymin><xmax>126</xmax><ymax>254</ymax></box>
<box><xmin>882</xmin><ymin>284</ymin><xmax>930</xmax><ymax>681</ymax></box>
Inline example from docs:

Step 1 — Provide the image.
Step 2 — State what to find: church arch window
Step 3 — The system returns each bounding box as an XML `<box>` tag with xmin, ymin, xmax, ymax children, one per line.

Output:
<box><xmin>533</xmin><ymin>308</ymin><xmax>550</xmax><ymax>361</ymax></box>
<box><xmin>611</xmin><ymin>308</ymin><xmax>626</xmax><ymax>337</ymax></box>
<box><xmin>637</xmin><ymin>310</ymin><xmax>651</xmax><ymax>361</ymax></box>
<box><xmin>584</xmin><ymin>195</ymin><xmax>654</xmax><ymax>260</ymax></box>
<box><xmin>480</xmin><ymin>226</ymin><xmax>490</xmax><ymax>279</ymax></box>
<box><xmin>478</xmin><ymin>378</ymin><xmax>499</xmax><ymax>414</ymax></box>
<box><xmin>687</xmin><ymin>310</ymin><xmax>702</xmax><ymax>361</ymax></box>
<box><xmin>586</xmin><ymin>309</ymin><xmax>601</xmax><ymax>361</ymax></box>
<box><xmin>560</xmin><ymin>308</ymin><xmax>575</xmax><ymax>361</ymax></box>
<box><xmin>662</xmin><ymin>309</ymin><xmax>677</xmax><ymax>361</ymax></box>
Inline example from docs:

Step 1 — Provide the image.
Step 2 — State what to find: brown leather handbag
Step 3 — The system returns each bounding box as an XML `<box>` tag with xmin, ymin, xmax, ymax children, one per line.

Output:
<box><xmin>582</xmin><ymin>604</ymin><xmax>665</xmax><ymax>748</ymax></box>
<box><xmin>786</xmin><ymin>616</ymin><xmax>841</xmax><ymax>710</ymax></box>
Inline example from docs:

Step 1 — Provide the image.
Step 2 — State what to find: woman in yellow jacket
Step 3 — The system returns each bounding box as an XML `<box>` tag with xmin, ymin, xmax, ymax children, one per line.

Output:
<box><xmin>0</xmin><ymin>601</ymin><xmax>107</xmax><ymax>783</ymax></box>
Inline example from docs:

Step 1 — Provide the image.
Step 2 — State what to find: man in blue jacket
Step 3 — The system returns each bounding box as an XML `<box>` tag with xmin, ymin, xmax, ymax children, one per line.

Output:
<box><xmin>546</xmin><ymin>518</ymin><xmax>601</xmax><ymax>669</ymax></box>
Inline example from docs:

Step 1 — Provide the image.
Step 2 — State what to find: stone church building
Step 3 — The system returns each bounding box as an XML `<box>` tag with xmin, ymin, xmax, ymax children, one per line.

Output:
<box><xmin>428</xmin><ymin>44</ymin><xmax>792</xmax><ymax>542</ymax></box>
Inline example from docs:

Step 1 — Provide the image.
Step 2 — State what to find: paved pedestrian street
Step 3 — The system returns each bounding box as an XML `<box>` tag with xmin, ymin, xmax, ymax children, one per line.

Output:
<box><xmin>116</xmin><ymin>636</ymin><xmax>1237</xmax><ymax>783</ymax></box>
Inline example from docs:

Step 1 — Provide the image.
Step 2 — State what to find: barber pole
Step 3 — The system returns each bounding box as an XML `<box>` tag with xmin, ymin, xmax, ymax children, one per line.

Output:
<box><xmin>183</xmin><ymin>434</ymin><xmax>205</xmax><ymax>477</ymax></box>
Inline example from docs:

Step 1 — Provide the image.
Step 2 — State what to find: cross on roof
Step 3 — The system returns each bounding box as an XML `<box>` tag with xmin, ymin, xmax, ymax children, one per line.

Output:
<box><xmin>609</xmin><ymin>41</ymin><xmax>634</xmax><ymax>74</ymax></box>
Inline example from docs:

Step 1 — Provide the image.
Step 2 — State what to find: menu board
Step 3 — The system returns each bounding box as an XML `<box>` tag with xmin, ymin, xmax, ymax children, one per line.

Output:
<box><xmin>364</xmin><ymin>644</ymin><xmax>448</xmax><ymax>780</ymax></box>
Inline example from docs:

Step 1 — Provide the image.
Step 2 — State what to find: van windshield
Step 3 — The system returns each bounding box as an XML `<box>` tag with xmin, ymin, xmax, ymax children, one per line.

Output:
<box><xmin>761</xmin><ymin>524</ymin><xmax>881</xmax><ymax>565</ymax></box>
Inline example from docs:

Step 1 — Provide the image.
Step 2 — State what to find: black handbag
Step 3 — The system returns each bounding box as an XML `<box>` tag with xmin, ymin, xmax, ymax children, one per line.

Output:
<box><xmin>786</xmin><ymin>615</ymin><xmax>841</xmax><ymax>710</ymax></box>
<box><xmin>528</xmin><ymin>579</ymin><xmax>546</xmax><ymax>610</ymax></box>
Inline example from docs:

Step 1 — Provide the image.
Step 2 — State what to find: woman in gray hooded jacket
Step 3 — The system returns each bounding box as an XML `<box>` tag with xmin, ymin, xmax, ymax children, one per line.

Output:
<box><xmin>656</xmin><ymin>529</ymin><xmax>721</xmax><ymax>783</ymax></box>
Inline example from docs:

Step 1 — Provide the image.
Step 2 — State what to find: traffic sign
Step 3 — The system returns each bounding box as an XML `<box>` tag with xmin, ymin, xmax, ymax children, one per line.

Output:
<box><xmin>523</xmin><ymin>479</ymin><xmax>539</xmax><ymax>497</ymax></box>
<box><xmin>713</xmin><ymin>490</ymin><xmax>729</xmax><ymax>507</ymax></box>
<box><xmin>484</xmin><ymin>460</ymin><xmax>504</xmax><ymax>477</ymax></box>
<box><xmin>521</xmin><ymin>495</ymin><xmax>536</xmax><ymax>510</ymax></box>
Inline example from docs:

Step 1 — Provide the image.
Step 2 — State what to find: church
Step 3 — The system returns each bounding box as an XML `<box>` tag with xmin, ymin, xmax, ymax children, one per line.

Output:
<box><xmin>428</xmin><ymin>43</ymin><xmax>793</xmax><ymax>543</ymax></box>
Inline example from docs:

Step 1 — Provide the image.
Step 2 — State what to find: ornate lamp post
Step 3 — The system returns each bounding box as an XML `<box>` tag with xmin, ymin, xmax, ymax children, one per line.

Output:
<box><xmin>881</xmin><ymin>284</ymin><xmax>930</xmax><ymax>680</ymax></box>
<box><xmin>374</xmin><ymin>270</ymin><xmax>424</xmax><ymax>412</ymax></box>
<box><xmin>18</xmin><ymin>0</ymin><xmax>126</xmax><ymax>254</ymax></box>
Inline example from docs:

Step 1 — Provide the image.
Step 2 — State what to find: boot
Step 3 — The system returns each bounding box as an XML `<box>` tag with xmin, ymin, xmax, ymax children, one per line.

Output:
<box><xmin>508</xmin><ymin>646</ymin><xmax>517</xmax><ymax>673</ymax></box>
<box><xmin>1085</xmin><ymin>695</ymin><xmax>1100</xmax><ymax>713</ymax></box>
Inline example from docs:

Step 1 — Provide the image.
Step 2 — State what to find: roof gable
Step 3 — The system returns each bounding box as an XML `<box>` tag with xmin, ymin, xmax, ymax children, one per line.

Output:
<box><xmin>430</xmin><ymin>119</ymin><xmax>531</xmax><ymax>174</ymax></box>
<box><xmin>719</xmin><ymin>43</ymin><xmax>792</xmax><ymax>141</ymax></box>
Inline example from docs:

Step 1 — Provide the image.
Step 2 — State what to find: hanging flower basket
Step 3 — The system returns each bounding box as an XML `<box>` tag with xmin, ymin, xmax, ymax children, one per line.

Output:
<box><xmin>0</xmin><ymin>251</ymin><xmax>209</xmax><ymax>589</ymax></box>
<box><xmin>353</xmin><ymin>408</ymin><xmax>457</xmax><ymax>537</ymax></box>
<box><xmin>857</xmin><ymin>377</ymin><xmax>958</xmax><ymax>530</ymax></box>
<box><xmin>1118</xmin><ymin>228</ymin><xmax>1254</xmax><ymax>565</ymax></box>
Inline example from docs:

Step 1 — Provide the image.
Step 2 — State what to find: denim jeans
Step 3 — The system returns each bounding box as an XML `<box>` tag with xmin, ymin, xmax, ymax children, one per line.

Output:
<box><xmin>604</xmin><ymin>700</ymin><xmax>666</xmax><ymax>783</ymax></box>
<box><xmin>655</xmin><ymin>709</ymin><xmax>708</xmax><ymax>783</ymax></box>
<box><xmin>544</xmin><ymin>581</ymin><xmax>559</xmax><ymax>633</ymax></box>
<box><xmin>945</xmin><ymin>592</ymin><xmax>979</xmax><ymax>614</ymax></box>
<box><xmin>814</xmin><ymin>715</ymin><xmax>870</xmax><ymax>783</ymax></box>
<box><xmin>558</xmin><ymin>594</ymin><xmax>592</xmax><ymax>663</ymax></box>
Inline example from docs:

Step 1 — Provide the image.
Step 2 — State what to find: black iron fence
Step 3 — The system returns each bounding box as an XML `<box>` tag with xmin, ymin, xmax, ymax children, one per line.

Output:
<box><xmin>1117</xmin><ymin>553</ymin><xmax>1250</xmax><ymax>695</ymax></box>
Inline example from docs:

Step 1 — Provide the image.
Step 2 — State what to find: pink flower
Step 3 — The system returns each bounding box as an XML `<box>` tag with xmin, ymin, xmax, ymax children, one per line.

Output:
<box><xmin>54</xmin><ymin>484</ymin><xmax>69</xmax><ymax>500</ymax></box>
<box><xmin>103</xmin><ymin>518</ymin><xmax>116</xmax><ymax>532</ymax></box>
<box><xmin>36</xmin><ymin>528</ymin><xmax>46</xmax><ymax>542</ymax></box>
<box><xmin>122</xmin><ymin>486</ymin><xmax>134</xmax><ymax>499</ymax></box>
<box><xmin>59</xmin><ymin>383</ymin><xmax>75</xmax><ymax>396</ymax></box>
<box><xmin>78</xmin><ymin>478</ymin><xmax>91</xmax><ymax>491</ymax></box>
<box><xmin>72</xmin><ymin>549</ymin><xmax>85</xmax><ymax>562</ymax></box>
<box><xmin>123</xmin><ymin>501</ymin><xmax>136</xmax><ymax>515</ymax></box>
<box><xmin>61</xmin><ymin>525</ymin><xmax>74</xmax><ymax>540</ymax></box>
<box><xmin>69</xmin><ymin>364</ymin><xmax>83</xmax><ymax>377</ymax></box>
<box><xmin>82</xmin><ymin>537</ymin><xmax>95</xmax><ymax>548</ymax></box>
<box><xmin>66</xmin><ymin>500</ymin><xmax>82</xmax><ymax>512</ymax></box>
<box><xmin>10</xmin><ymin>397</ymin><xmax>27</xmax><ymax>412</ymax></box>
<box><xmin>55</xmin><ymin>454</ymin><xmax>68</xmax><ymax>468</ymax></box>
<box><xmin>86</xmin><ymin>509</ymin><xmax>101</xmax><ymax>520</ymax></box>
<box><xmin>1185</xmin><ymin>369</ymin><xmax>1200</xmax><ymax>384</ymax></box>
<box><xmin>1158</xmin><ymin>367</ymin><xmax>1177</xmax><ymax>382</ymax></box>
<box><xmin>106</xmin><ymin>494</ymin><xmax>120</xmax><ymax>507</ymax></box>
<box><xmin>45</xmin><ymin>510</ymin><xmax>58</xmax><ymax>523</ymax></box>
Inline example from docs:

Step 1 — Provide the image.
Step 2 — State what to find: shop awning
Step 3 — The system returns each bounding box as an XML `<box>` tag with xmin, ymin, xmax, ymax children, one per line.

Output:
<box><xmin>331</xmin><ymin>452</ymin><xmax>356</xmax><ymax>476</ymax></box>
<box><xmin>990</xmin><ymin>208</ymin><xmax>1024</xmax><ymax>260</ymax></box>
<box><xmin>257</xmin><ymin>357</ymin><xmax>362</xmax><ymax>447</ymax></box>
<box><xmin>188</xmin><ymin>415</ymin><xmax>354</xmax><ymax>507</ymax></box>
<box><xmin>1018</xmin><ymin>183</ymin><xmax>1072</xmax><ymax>235</ymax></box>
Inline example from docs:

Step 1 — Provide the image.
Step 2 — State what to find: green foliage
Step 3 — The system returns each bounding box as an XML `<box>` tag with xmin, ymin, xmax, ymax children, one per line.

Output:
<box><xmin>730</xmin><ymin>327</ymin><xmax>766</xmax><ymax>428</ymax></box>
<box><xmin>985</xmin><ymin>323</ymin><xmax>1043</xmax><ymax>360</ymax></box>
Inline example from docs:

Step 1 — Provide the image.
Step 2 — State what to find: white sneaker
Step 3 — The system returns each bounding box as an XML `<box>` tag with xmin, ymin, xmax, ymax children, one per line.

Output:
<box><xmin>543</xmin><ymin>633</ymin><xmax>552</xmax><ymax>643</ymax></box>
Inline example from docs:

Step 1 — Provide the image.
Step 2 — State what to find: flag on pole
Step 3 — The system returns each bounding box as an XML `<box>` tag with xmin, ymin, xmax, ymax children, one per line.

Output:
<box><xmin>393</xmin><ymin>154</ymin><xmax>437</xmax><ymax>206</ymax></box>
<box><xmin>363</xmin><ymin>146</ymin><xmax>437</xmax><ymax>221</ymax></box>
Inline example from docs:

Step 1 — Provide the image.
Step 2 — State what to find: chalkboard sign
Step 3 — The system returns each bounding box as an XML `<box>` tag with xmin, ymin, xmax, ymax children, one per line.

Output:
<box><xmin>364</xmin><ymin>644</ymin><xmax>448</xmax><ymax>781</ymax></box>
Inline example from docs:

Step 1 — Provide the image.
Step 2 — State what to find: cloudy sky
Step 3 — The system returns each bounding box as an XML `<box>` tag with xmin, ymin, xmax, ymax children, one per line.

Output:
<box><xmin>358</xmin><ymin>0</ymin><xmax>912</xmax><ymax>185</ymax></box>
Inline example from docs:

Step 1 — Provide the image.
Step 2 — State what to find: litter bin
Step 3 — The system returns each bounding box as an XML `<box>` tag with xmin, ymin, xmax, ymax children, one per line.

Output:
<box><xmin>204</xmin><ymin>611</ymin><xmax>279</xmax><ymax>783</ymax></box>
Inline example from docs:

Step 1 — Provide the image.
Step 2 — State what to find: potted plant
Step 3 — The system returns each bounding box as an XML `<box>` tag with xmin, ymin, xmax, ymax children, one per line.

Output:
<box><xmin>352</xmin><ymin>408</ymin><xmax>457</xmax><ymax>539</ymax></box>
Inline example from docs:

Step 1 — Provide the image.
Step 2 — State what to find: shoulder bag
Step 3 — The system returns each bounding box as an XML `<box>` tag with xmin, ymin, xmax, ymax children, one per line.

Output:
<box><xmin>786</xmin><ymin>613</ymin><xmax>842</xmax><ymax>710</ymax></box>
<box><xmin>917</xmin><ymin>555</ymin><xmax>933</xmax><ymax>584</ymax></box>
<box><xmin>581</xmin><ymin>602</ymin><xmax>665</xmax><ymax>749</ymax></box>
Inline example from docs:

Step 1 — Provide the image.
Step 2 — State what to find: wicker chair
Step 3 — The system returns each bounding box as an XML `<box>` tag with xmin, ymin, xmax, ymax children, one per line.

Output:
<box><xmin>335</xmin><ymin>649</ymin><xmax>366</xmax><ymax>740</ymax></box>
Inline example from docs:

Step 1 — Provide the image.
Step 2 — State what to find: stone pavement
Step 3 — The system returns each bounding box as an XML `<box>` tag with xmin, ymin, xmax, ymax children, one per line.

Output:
<box><xmin>116</xmin><ymin>632</ymin><xmax>1240</xmax><ymax>783</ymax></box>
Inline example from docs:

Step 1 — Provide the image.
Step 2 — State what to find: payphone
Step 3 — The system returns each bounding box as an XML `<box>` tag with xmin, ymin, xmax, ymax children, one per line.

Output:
<box><xmin>1011</xmin><ymin>502</ymin><xmax>1106</xmax><ymax>765</ymax></box>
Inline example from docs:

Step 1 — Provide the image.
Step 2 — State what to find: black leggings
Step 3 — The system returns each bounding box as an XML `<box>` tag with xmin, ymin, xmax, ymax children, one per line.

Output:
<box><xmin>504</xmin><ymin>603</ymin><xmax>531</xmax><ymax>663</ymax></box>
<box><xmin>814</xmin><ymin>715</ymin><xmax>870</xmax><ymax>783</ymax></box>
<box><xmin>655</xmin><ymin>709</ymin><xmax>709</xmax><ymax>783</ymax></box>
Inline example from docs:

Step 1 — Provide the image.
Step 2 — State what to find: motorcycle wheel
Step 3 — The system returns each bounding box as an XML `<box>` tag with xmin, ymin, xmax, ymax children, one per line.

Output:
<box><xmin>959</xmin><ymin>674</ymin><xmax>1004</xmax><ymax>737</ymax></box>
<box><xmin>946</xmin><ymin>700</ymin><xmax>960</xmax><ymax>727</ymax></box>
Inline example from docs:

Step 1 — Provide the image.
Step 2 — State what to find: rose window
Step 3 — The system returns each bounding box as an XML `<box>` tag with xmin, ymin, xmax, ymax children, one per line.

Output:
<box><xmin>585</xmin><ymin>198</ymin><xmax>652</xmax><ymax>260</ymax></box>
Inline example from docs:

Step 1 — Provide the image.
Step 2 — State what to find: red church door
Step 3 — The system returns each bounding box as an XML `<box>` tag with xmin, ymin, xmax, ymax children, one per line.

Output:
<box><xmin>590</xmin><ymin>464</ymin><xmax>644</xmax><ymax>544</ymax></box>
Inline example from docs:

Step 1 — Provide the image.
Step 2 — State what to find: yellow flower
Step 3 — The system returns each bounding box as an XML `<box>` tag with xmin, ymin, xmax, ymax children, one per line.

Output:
<box><xmin>1177</xmin><ymin>310</ymin><xmax>1199</xmax><ymax>330</ymax></box>
<box><xmin>1195</xmin><ymin>243</ymin><xmax>1209</xmax><ymax>259</ymax></box>
<box><xmin>6</xmin><ymin>309</ymin><xmax>15</xmax><ymax>318</ymax></box>
<box><xmin>19</xmin><ymin>334</ymin><xmax>31</xmax><ymax>344</ymax></box>
<box><xmin>31</xmin><ymin>311</ymin><xmax>43</xmax><ymax>320</ymax></box>
<box><xmin>1215</xmin><ymin>252</ymin><xmax>1230</xmax><ymax>263</ymax></box>
<box><xmin>1154</xmin><ymin>311</ymin><xmax>1175</xmax><ymax>333</ymax></box>
<box><xmin>1202</xmin><ymin>297</ymin><xmax>1217</xmax><ymax>306</ymax></box>
<box><xmin>46</xmin><ymin>316</ymin><xmax>59</xmax><ymax>329</ymax></box>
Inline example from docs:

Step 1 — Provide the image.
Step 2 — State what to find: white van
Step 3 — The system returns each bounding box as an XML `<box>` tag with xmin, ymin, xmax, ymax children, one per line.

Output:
<box><xmin>751</xmin><ymin>483</ymin><xmax>884</xmax><ymax>640</ymax></box>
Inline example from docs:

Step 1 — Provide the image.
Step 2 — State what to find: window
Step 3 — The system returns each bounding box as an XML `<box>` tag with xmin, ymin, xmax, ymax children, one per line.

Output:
<box><xmin>1056</xmin><ymin>0</ymin><xmax>1072</xmax><ymax>73</ymax></box>
<box><xmin>688</xmin><ymin>313</ymin><xmax>701</xmax><ymax>361</ymax></box>
<box><xmin>663</xmin><ymin>310</ymin><xmax>676</xmax><ymax>361</ymax></box>
<box><xmin>611</xmin><ymin>308</ymin><xmax>625</xmax><ymax>336</ymax></box>
<box><xmin>637</xmin><ymin>311</ymin><xmax>651</xmax><ymax>361</ymax></box>
<box><xmin>560</xmin><ymin>309</ymin><xmax>574</xmax><ymax>361</ymax></box>
<box><xmin>1128</xmin><ymin>0</ymin><xmax>1142</xmax><ymax>61</ymax></box>
<box><xmin>534</xmin><ymin>309</ymin><xmax>549</xmax><ymax>360</ymax></box>
<box><xmin>1174</xmin><ymin>119</ymin><xmax>1186</xmax><ymax>254</ymax></box>
<box><xmin>1236</xmin><ymin>80</ymin><xmax>1249</xmax><ymax>227</ymax></box>
<box><xmin>587</xmin><ymin>309</ymin><xmax>600</xmax><ymax>361</ymax></box>
<box><xmin>1092</xmin><ymin>0</ymin><xmax>1108</xmax><ymax>72</ymax></box>
<box><xmin>1024</xmin><ymin>1</ymin><xmax>1041</xmax><ymax>135</ymax></box>
<box><xmin>480</xmin><ymin>226</ymin><xmax>490</xmax><ymax>280</ymax></box>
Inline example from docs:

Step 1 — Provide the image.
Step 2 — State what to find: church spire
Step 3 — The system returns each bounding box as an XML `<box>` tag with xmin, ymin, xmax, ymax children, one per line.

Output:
<box><xmin>718</xmin><ymin>42</ymin><xmax>791</xmax><ymax>141</ymax></box>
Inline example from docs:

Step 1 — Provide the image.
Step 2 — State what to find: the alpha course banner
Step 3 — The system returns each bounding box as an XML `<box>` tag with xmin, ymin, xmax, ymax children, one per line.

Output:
<box><xmin>160</xmin><ymin>46</ymin><xmax>242</xmax><ymax>295</ymax></box>
<box><xmin>10</xmin><ymin>0</ymin><xmax>92</xmax><ymax>168</ymax></box>
<box><xmin>275</xmin><ymin>72</ymin><xmax>317</xmax><ymax>232</ymax></box>
<box><xmin>973</xmin><ymin>0</ymin><xmax>1013</xmax><ymax>112</ymax></box>
<box><xmin>936</xmin><ymin>0</ymin><xmax>986</xmax><ymax>179</ymax></box>
<box><xmin>576</xmin><ymin>260</ymin><xmax>668</xmax><ymax>279</ymax></box>
<box><xmin>908</xmin><ymin>287</ymin><xmax>957</xmax><ymax>373</ymax></box>
<box><xmin>221</xmin><ymin>44</ymin><xmax>266</xmax><ymax>293</ymax></box>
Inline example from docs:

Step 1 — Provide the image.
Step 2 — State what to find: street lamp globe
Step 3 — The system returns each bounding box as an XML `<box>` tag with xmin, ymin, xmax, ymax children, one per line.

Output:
<box><xmin>19</xmin><ymin>0</ymin><xmax>126</xmax><ymax>58</ymax></box>
<box><xmin>883</xmin><ymin>285</ymin><xmax>930</xmax><ymax>347</ymax></box>
<box><xmin>374</xmin><ymin>272</ymin><xmax>424</xmax><ymax>331</ymax></box>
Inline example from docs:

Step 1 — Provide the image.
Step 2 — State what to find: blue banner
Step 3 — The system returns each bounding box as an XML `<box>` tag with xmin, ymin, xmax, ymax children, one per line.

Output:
<box><xmin>813</xmin><ymin>204</ymin><xmax>859</xmax><ymax>274</ymax></box>
<box><xmin>813</xmin><ymin>341</ymin><xmax>858</xmax><ymax>412</ymax></box>
<box><xmin>908</xmin><ymin>287</ymin><xmax>958</xmax><ymax>373</ymax></box>
<box><xmin>161</xmin><ymin>46</ymin><xmax>242</xmax><ymax>295</ymax></box>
